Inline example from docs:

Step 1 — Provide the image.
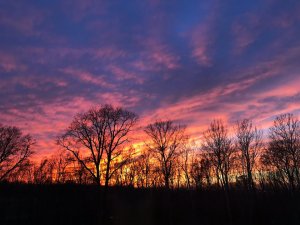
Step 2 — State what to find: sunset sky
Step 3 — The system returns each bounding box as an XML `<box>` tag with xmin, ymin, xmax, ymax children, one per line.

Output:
<box><xmin>1</xmin><ymin>0</ymin><xmax>300</xmax><ymax>158</ymax></box>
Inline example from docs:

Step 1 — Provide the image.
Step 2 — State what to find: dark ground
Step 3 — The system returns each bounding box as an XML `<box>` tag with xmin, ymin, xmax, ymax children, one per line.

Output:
<box><xmin>0</xmin><ymin>184</ymin><xmax>300</xmax><ymax>225</ymax></box>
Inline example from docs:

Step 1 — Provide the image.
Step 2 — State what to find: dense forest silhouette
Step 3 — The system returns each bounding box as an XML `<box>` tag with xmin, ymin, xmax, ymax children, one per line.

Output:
<box><xmin>1</xmin><ymin>105</ymin><xmax>300</xmax><ymax>225</ymax></box>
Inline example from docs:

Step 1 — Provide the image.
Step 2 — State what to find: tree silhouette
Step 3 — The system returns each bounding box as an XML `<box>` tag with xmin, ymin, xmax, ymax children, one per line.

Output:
<box><xmin>235</xmin><ymin>119</ymin><xmax>263</xmax><ymax>191</ymax></box>
<box><xmin>190</xmin><ymin>153</ymin><xmax>212</xmax><ymax>189</ymax></box>
<box><xmin>202</xmin><ymin>120</ymin><xmax>234</xmax><ymax>192</ymax></box>
<box><xmin>144</xmin><ymin>120</ymin><xmax>187</xmax><ymax>189</ymax></box>
<box><xmin>262</xmin><ymin>113</ymin><xmax>300</xmax><ymax>190</ymax></box>
<box><xmin>0</xmin><ymin>124</ymin><xmax>34</xmax><ymax>181</ymax></box>
<box><xmin>33</xmin><ymin>158</ymin><xmax>54</xmax><ymax>184</ymax></box>
<box><xmin>58</xmin><ymin>105</ymin><xmax>138</xmax><ymax>187</ymax></box>
<box><xmin>202</xmin><ymin>119</ymin><xmax>234</xmax><ymax>223</ymax></box>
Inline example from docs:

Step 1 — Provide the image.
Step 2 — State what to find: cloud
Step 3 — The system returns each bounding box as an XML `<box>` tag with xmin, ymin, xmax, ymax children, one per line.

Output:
<box><xmin>0</xmin><ymin>52</ymin><xmax>26</xmax><ymax>72</ymax></box>
<box><xmin>189</xmin><ymin>24</ymin><xmax>212</xmax><ymax>66</ymax></box>
<box><xmin>231</xmin><ymin>13</ymin><xmax>260</xmax><ymax>54</ymax></box>
<box><xmin>107</xmin><ymin>65</ymin><xmax>145</xmax><ymax>84</ymax></box>
<box><xmin>61</xmin><ymin>67</ymin><xmax>114</xmax><ymax>88</ymax></box>
<box><xmin>0</xmin><ymin>2</ymin><xmax>46</xmax><ymax>37</ymax></box>
<box><xmin>134</xmin><ymin>38</ymin><xmax>181</xmax><ymax>72</ymax></box>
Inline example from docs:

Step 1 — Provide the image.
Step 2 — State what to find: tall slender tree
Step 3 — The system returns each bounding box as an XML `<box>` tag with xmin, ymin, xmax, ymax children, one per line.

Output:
<box><xmin>144</xmin><ymin>120</ymin><xmax>187</xmax><ymax>189</ymax></box>
<box><xmin>202</xmin><ymin>120</ymin><xmax>234</xmax><ymax>192</ymax></box>
<box><xmin>202</xmin><ymin>120</ymin><xmax>234</xmax><ymax>223</ymax></box>
<box><xmin>235</xmin><ymin>119</ymin><xmax>263</xmax><ymax>191</ymax></box>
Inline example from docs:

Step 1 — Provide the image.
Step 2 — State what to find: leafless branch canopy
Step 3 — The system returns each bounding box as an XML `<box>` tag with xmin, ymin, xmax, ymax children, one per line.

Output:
<box><xmin>0</xmin><ymin>124</ymin><xmax>34</xmax><ymax>181</ymax></box>
<box><xmin>57</xmin><ymin>104</ymin><xmax>138</xmax><ymax>186</ymax></box>
<box><xmin>144</xmin><ymin>120</ymin><xmax>187</xmax><ymax>188</ymax></box>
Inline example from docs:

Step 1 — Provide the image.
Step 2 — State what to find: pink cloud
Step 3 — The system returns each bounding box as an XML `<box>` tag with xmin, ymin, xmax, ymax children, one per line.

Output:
<box><xmin>260</xmin><ymin>76</ymin><xmax>300</xmax><ymax>98</ymax></box>
<box><xmin>231</xmin><ymin>13</ymin><xmax>260</xmax><ymax>54</ymax></box>
<box><xmin>61</xmin><ymin>67</ymin><xmax>114</xmax><ymax>88</ymax></box>
<box><xmin>0</xmin><ymin>52</ymin><xmax>27</xmax><ymax>72</ymax></box>
<box><xmin>189</xmin><ymin>24</ymin><xmax>212</xmax><ymax>66</ymax></box>
<box><xmin>133</xmin><ymin>38</ymin><xmax>180</xmax><ymax>72</ymax></box>
<box><xmin>186</xmin><ymin>1</ymin><xmax>221</xmax><ymax>67</ymax></box>
<box><xmin>99</xmin><ymin>92</ymin><xmax>141</xmax><ymax>108</ymax></box>
<box><xmin>24</xmin><ymin>46</ymin><xmax>127</xmax><ymax>64</ymax></box>
<box><xmin>148</xmin><ymin>45</ymin><xmax>180</xmax><ymax>70</ymax></box>
<box><xmin>0</xmin><ymin>74</ymin><xmax>69</xmax><ymax>91</ymax></box>
<box><xmin>136</xmin><ymin>55</ymin><xmax>293</xmax><ymax>140</ymax></box>
<box><xmin>107</xmin><ymin>65</ymin><xmax>145</xmax><ymax>84</ymax></box>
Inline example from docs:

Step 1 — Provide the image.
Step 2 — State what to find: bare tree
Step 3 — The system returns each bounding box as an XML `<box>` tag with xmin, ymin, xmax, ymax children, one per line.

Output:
<box><xmin>261</xmin><ymin>113</ymin><xmax>300</xmax><ymax>190</ymax></box>
<box><xmin>144</xmin><ymin>120</ymin><xmax>187</xmax><ymax>189</ymax></box>
<box><xmin>33</xmin><ymin>158</ymin><xmax>55</xmax><ymax>184</ymax></box>
<box><xmin>136</xmin><ymin>149</ymin><xmax>152</xmax><ymax>188</ymax></box>
<box><xmin>124</xmin><ymin>148</ymin><xmax>152</xmax><ymax>188</ymax></box>
<box><xmin>179</xmin><ymin>142</ymin><xmax>197</xmax><ymax>188</ymax></box>
<box><xmin>49</xmin><ymin>150</ymin><xmax>73</xmax><ymax>183</ymax></box>
<box><xmin>202</xmin><ymin>120</ymin><xmax>234</xmax><ymax>191</ymax></box>
<box><xmin>202</xmin><ymin>120</ymin><xmax>234</xmax><ymax>223</ymax></box>
<box><xmin>190</xmin><ymin>153</ymin><xmax>213</xmax><ymax>189</ymax></box>
<box><xmin>107</xmin><ymin>146</ymin><xmax>135</xmax><ymax>187</ymax></box>
<box><xmin>73</xmin><ymin>161</ymin><xmax>93</xmax><ymax>184</ymax></box>
<box><xmin>235</xmin><ymin>119</ymin><xmax>263</xmax><ymax>191</ymax></box>
<box><xmin>5</xmin><ymin>159</ymin><xmax>34</xmax><ymax>183</ymax></box>
<box><xmin>58</xmin><ymin>105</ymin><xmax>138</xmax><ymax>187</ymax></box>
<box><xmin>0</xmin><ymin>124</ymin><xmax>34</xmax><ymax>181</ymax></box>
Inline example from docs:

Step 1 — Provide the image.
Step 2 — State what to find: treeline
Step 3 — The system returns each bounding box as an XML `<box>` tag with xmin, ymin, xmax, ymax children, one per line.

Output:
<box><xmin>1</xmin><ymin>105</ymin><xmax>300</xmax><ymax>192</ymax></box>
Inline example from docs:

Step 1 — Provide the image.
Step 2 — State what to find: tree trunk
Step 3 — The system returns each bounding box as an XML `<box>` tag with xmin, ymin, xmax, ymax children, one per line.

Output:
<box><xmin>96</xmin><ymin>163</ymin><xmax>101</xmax><ymax>186</ymax></box>
<box><xmin>105</xmin><ymin>162</ymin><xmax>110</xmax><ymax>189</ymax></box>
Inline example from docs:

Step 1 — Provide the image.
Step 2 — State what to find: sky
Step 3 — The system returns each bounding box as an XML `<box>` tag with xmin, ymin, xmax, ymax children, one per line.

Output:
<box><xmin>0</xmin><ymin>0</ymin><xmax>300</xmax><ymax>158</ymax></box>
